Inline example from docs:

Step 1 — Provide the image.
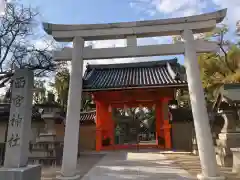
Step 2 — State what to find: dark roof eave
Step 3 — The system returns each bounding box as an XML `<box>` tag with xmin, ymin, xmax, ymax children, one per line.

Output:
<box><xmin>83</xmin><ymin>83</ymin><xmax>188</xmax><ymax>92</ymax></box>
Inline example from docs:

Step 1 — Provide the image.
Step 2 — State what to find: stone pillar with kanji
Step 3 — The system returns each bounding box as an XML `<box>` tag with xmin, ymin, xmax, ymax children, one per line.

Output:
<box><xmin>0</xmin><ymin>69</ymin><xmax>41</xmax><ymax>180</ymax></box>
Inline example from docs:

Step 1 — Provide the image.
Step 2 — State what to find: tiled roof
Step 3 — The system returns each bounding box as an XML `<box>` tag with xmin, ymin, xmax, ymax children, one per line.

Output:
<box><xmin>213</xmin><ymin>83</ymin><xmax>240</xmax><ymax>111</ymax></box>
<box><xmin>80</xmin><ymin>111</ymin><xmax>96</xmax><ymax>123</ymax></box>
<box><xmin>83</xmin><ymin>59</ymin><xmax>187</xmax><ymax>91</ymax></box>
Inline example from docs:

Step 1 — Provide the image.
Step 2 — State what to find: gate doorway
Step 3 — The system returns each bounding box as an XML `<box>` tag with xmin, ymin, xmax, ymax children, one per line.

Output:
<box><xmin>113</xmin><ymin>107</ymin><xmax>157</xmax><ymax>150</ymax></box>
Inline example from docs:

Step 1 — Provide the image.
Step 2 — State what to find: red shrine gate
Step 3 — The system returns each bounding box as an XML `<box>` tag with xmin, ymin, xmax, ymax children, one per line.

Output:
<box><xmin>93</xmin><ymin>89</ymin><xmax>173</xmax><ymax>151</ymax></box>
<box><xmin>83</xmin><ymin>59</ymin><xmax>187</xmax><ymax>151</ymax></box>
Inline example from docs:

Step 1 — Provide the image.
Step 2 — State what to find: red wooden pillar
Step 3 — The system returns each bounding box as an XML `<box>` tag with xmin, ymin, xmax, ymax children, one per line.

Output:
<box><xmin>162</xmin><ymin>98</ymin><xmax>172</xmax><ymax>149</ymax></box>
<box><xmin>95</xmin><ymin>101</ymin><xmax>114</xmax><ymax>151</ymax></box>
<box><xmin>155</xmin><ymin>101</ymin><xmax>164</xmax><ymax>148</ymax></box>
<box><xmin>104</xmin><ymin>104</ymin><xmax>114</xmax><ymax>147</ymax></box>
<box><xmin>95</xmin><ymin>101</ymin><xmax>102</xmax><ymax>151</ymax></box>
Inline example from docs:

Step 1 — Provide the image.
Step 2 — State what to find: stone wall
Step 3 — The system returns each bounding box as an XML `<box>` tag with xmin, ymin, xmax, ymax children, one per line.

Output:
<box><xmin>78</xmin><ymin>125</ymin><xmax>96</xmax><ymax>151</ymax></box>
<box><xmin>0</xmin><ymin>119</ymin><xmax>96</xmax><ymax>154</ymax></box>
<box><xmin>52</xmin><ymin>122</ymin><xmax>97</xmax><ymax>152</ymax></box>
<box><xmin>171</xmin><ymin>122</ymin><xmax>193</xmax><ymax>151</ymax></box>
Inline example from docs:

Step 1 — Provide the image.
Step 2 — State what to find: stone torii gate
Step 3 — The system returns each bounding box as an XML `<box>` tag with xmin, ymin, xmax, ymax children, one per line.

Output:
<box><xmin>43</xmin><ymin>9</ymin><xmax>227</xmax><ymax>180</ymax></box>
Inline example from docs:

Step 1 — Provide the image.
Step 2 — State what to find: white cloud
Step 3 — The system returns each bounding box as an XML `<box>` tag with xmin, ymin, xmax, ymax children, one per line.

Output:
<box><xmin>130</xmin><ymin>0</ymin><xmax>208</xmax><ymax>17</ymax></box>
<box><xmin>130</xmin><ymin>0</ymin><xmax>240</xmax><ymax>29</ymax></box>
<box><xmin>34</xmin><ymin>39</ymin><xmax>52</xmax><ymax>50</ymax></box>
<box><xmin>0</xmin><ymin>0</ymin><xmax>12</xmax><ymax>16</ymax></box>
<box><xmin>32</xmin><ymin>35</ymin><xmax>61</xmax><ymax>51</ymax></box>
<box><xmin>151</xmin><ymin>0</ymin><xmax>207</xmax><ymax>15</ymax></box>
<box><xmin>0</xmin><ymin>0</ymin><xmax>6</xmax><ymax>15</ymax></box>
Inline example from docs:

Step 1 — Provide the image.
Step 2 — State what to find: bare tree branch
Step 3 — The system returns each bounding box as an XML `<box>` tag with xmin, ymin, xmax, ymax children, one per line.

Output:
<box><xmin>0</xmin><ymin>2</ymin><xmax>58</xmax><ymax>89</ymax></box>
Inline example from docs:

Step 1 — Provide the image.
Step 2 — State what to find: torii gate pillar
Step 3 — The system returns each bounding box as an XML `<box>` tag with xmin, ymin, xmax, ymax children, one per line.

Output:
<box><xmin>182</xmin><ymin>29</ymin><xmax>224</xmax><ymax>180</ymax></box>
<box><xmin>57</xmin><ymin>37</ymin><xmax>84</xmax><ymax>179</ymax></box>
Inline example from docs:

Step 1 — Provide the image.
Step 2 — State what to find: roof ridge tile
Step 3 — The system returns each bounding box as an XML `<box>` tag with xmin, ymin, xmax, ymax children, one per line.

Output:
<box><xmin>86</xmin><ymin>59</ymin><xmax>178</xmax><ymax>70</ymax></box>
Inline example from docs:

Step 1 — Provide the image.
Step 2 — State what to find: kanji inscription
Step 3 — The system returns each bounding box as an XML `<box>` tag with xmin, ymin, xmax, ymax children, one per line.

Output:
<box><xmin>8</xmin><ymin>133</ymin><xmax>20</xmax><ymax>147</ymax></box>
<box><xmin>14</xmin><ymin>76</ymin><xmax>26</xmax><ymax>89</ymax></box>
<box><xmin>12</xmin><ymin>95</ymin><xmax>24</xmax><ymax>107</ymax></box>
<box><xmin>10</xmin><ymin>114</ymin><xmax>22</xmax><ymax>127</ymax></box>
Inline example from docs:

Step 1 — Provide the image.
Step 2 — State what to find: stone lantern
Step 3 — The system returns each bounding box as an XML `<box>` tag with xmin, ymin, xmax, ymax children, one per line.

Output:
<box><xmin>213</xmin><ymin>84</ymin><xmax>240</xmax><ymax>167</ymax></box>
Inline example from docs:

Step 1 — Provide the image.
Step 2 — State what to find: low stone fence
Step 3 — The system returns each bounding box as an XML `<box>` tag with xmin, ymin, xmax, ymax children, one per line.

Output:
<box><xmin>231</xmin><ymin>148</ymin><xmax>240</xmax><ymax>174</ymax></box>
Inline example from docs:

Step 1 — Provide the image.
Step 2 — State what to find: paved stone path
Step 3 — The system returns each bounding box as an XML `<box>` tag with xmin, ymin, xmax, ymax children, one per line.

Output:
<box><xmin>164</xmin><ymin>153</ymin><xmax>240</xmax><ymax>180</ymax></box>
<box><xmin>81</xmin><ymin>151</ymin><xmax>195</xmax><ymax>180</ymax></box>
<box><xmin>41</xmin><ymin>153</ymin><xmax>104</xmax><ymax>180</ymax></box>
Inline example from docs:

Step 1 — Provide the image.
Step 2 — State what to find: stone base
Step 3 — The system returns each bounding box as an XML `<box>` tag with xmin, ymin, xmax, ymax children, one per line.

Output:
<box><xmin>216</xmin><ymin>154</ymin><xmax>232</xmax><ymax>167</ymax></box>
<box><xmin>197</xmin><ymin>174</ymin><xmax>225</xmax><ymax>180</ymax></box>
<box><xmin>231</xmin><ymin>148</ymin><xmax>240</xmax><ymax>174</ymax></box>
<box><xmin>193</xmin><ymin>149</ymin><xmax>199</xmax><ymax>155</ymax></box>
<box><xmin>216</xmin><ymin>132</ymin><xmax>240</xmax><ymax>167</ymax></box>
<box><xmin>56</xmin><ymin>174</ymin><xmax>81</xmax><ymax>180</ymax></box>
<box><xmin>0</xmin><ymin>165</ymin><xmax>41</xmax><ymax>180</ymax></box>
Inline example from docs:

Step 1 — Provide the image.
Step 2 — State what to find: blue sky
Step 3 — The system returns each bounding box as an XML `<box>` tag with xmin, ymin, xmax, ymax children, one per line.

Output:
<box><xmin>19</xmin><ymin>0</ymin><xmax>239</xmax><ymax>26</ymax></box>
<box><xmin>22</xmin><ymin>0</ymin><xmax>145</xmax><ymax>24</ymax></box>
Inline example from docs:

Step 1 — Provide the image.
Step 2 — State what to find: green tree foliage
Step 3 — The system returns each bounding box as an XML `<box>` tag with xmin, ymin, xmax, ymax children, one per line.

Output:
<box><xmin>52</xmin><ymin>67</ymin><xmax>94</xmax><ymax>111</ymax></box>
<box><xmin>198</xmin><ymin>24</ymin><xmax>240</xmax><ymax>100</ymax></box>
<box><xmin>173</xmin><ymin>23</ymin><xmax>240</xmax><ymax>101</ymax></box>
<box><xmin>54</xmin><ymin>68</ymin><xmax>69</xmax><ymax>110</ymax></box>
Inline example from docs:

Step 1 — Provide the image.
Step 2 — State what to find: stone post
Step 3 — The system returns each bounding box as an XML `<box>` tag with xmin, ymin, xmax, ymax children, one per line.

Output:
<box><xmin>182</xmin><ymin>29</ymin><xmax>224</xmax><ymax>180</ymax></box>
<box><xmin>126</xmin><ymin>36</ymin><xmax>137</xmax><ymax>47</ymax></box>
<box><xmin>57</xmin><ymin>37</ymin><xmax>84</xmax><ymax>180</ymax></box>
<box><xmin>0</xmin><ymin>69</ymin><xmax>41</xmax><ymax>180</ymax></box>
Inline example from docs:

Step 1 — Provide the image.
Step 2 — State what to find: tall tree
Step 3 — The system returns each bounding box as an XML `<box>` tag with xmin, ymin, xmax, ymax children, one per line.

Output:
<box><xmin>173</xmin><ymin>23</ymin><xmax>240</xmax><ymax>101</ymax></box>
<box><xmin>0</xmin><ymin>1</ymin><xmax>57</xmax><ymax>88</ymax></box>
<box><xmin>198</xmin><ymin>24</ymin><xmax>240</xmax><ymax>100</ymax></box>
<box><xmin>54</xmin><ymin>67</ymin><xmax>69</xmax><ymax>110</ymax></box>
<box><xmin>52</xmin><ymin>66</ymin><xmax>95</xmax><ymax>111</ymax></box>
